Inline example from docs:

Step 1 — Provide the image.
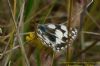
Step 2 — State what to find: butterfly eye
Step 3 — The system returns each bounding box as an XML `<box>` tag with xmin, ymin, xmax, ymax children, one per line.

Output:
<box><xmin>38</xmin><ymin>25</ymin><xmax>46</xmax><ymax>32</ymax></box>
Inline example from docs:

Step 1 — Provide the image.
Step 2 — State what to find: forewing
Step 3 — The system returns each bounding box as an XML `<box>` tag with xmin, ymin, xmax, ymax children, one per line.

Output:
<box><xmin>37</xmin><ymin>23</ymin><xmax>77</xmax><ymax>51</ymax></box>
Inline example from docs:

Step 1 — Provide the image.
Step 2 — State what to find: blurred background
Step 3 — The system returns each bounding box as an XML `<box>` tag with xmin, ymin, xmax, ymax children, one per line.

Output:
<box><xmin>0</xmin><ymin>0</ymin><xmax>100</xmax><ymax>66</ymax></box>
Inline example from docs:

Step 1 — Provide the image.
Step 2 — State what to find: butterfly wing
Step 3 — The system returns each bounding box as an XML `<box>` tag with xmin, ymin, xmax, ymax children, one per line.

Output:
<box><xmin>37</xmin><ymin>23</ymin><xmax>77</xmax><ymax>51</ymax></box>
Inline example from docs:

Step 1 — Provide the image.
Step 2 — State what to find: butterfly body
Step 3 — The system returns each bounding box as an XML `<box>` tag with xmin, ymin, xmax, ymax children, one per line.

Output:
<box><xmin>37</xmin><ymin>23</ymin><xmax>77</xmax><ymax>52</ymax></box>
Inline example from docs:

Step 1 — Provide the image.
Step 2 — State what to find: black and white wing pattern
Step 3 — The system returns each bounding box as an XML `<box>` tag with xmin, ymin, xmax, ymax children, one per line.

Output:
<box><xmin>37</xmin><ymin>23</ymin><xmax>77</xmax><ymax>52</ymax></box>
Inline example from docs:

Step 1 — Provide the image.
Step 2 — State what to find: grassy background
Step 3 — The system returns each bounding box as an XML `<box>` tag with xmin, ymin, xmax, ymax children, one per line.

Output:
<box><xmin>0</xmin><ymin>0</ymin><xmax>100</xmax><ymax>66</ymax></box>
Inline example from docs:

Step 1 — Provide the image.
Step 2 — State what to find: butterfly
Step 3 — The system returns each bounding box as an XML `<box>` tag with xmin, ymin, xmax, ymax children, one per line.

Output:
<box><xmin>35</xmin><ymin>0</ymin><xmax>94</xmax><ymax>52</ymax></box>
<box><xmin>36</xmin><ymin>22</ymin><xmax>78</xmax><ymax>52</ymax></box>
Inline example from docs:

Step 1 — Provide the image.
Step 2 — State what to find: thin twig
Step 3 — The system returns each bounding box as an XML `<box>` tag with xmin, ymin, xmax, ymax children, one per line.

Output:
<box><xmin>66</xmin><ymin>0</ymin><xmax>73</xmax><ymax>62</ymax></box>
<box><xmin>8</xmin><ymin>0</ymin><xmax>17</xmax><ymax>29</ymax></box>
<box><xmin>3</xmin><ymin>1</ymin><xmax>18</xmax><ymax>66</ymax></box>
<box><xmin>24</xmin><ymin>3</ymin><xmax>51</xmax><ymax>24</ymax></box>
<box><xmin>85</xmin><ymin>11</ymin><xmax>100</xmax><ymax>30</ymax></box>
<box><xmin>17</xmin><ymin>1</ymin><xmax>30</xmax><ymax>66</ymax></box>
<box><xmin>13</xmin><ymin>0</ymin><xmax>16</xmax><ymax>18</ymax></box>
<box><xmin>83</xmin><ymin>31</ymin><xmax>100</xmax><ymax>36</ymax></box>
<box><xmin>43</xmin><ymin>0</ymin><xmax>57</xmax><ymax>23</ymax></box>
<box><xmin>86</xmin><ymin>0</ymin><xmax>94</xmax><ymax>8</ymax></box>
<box><xmin>74</xmin><ymin>40</ymin><xmax>98</xmax><ymax>60</ymax></box>
<box><xmin>0</xmin><ymin>41</ymin><xmax>26</xmax><ymax>57</ymax></box>
<box><xmin>81</xmin><ymin>31</ymin><xmax>85</xmax><ymax>61</ymax></box>
<box><xmin>51</xmin><ymin>52</ymin><xmax>55</xmax><ymax>66</ymax></box>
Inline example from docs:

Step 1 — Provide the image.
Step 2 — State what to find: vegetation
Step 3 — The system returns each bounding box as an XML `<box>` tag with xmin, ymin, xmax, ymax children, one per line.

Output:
<box><xmin>0</xmin><ymin>0</ymin><xmax>100</xmax><ymax>66</ymax></box>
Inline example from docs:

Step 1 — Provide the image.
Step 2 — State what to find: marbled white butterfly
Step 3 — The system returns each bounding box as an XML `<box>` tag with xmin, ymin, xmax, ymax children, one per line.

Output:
<box><xmin>36</xmin><ymin>0</ymin><xmax>94</xmax><ymax>52</ymax></box>
<box><xmin>37</xmin><ymin>23</ymin><xmax>77</xmax><ymax>52</ymax></box>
